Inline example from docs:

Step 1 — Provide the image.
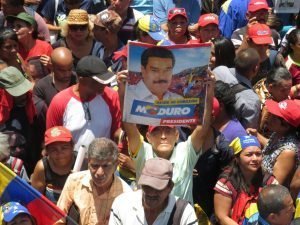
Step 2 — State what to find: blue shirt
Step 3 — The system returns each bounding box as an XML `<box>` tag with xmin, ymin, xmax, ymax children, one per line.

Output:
<box><xmin>219</xmin><ymin>0</ymin><xmax>250</xmax><ymax>38</ymax></box>
<box><xmin>130</xmin><ymin>0</ymin><xmax>153</xmax><ymax>15</ymax></box>
<box><xmin>153</xmin><ymin>0</ymin><xmax>201</xmax><ymax>25</ymax></box>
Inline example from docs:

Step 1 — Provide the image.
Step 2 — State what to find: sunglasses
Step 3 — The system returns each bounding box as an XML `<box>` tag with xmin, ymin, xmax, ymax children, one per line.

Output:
<box><xmin>82</xmin><ymin>102</ymin><xmax>91</xmax><ymax>121</ymax></box>
<box><xmin>69</xmin><ymin>25</ymin><xmax>88</xmax><ymax>31</ymax></box>
<box><xmin>169</xmin><ymin>8</ymin><xmax>186</xmax><ymax>15</ymax></box>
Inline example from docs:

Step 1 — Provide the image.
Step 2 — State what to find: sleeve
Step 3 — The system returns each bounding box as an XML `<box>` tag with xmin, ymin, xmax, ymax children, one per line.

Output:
<box><xmin>33</xmin><ymin>81</ymin><xmax>46</xmax><ymax>101</ymax></box>
<box><xmin>46</xmin><ymin>43</ymin><xmax>53</xmax><ymax>57</ymax></box>
<box><xmin>46</xmin><ymin>91</ymin><xmax>68</xmax><ymax>129</ymax></box>
<box><xmin>102</xmin><ymin>87</ymin><xmax>121</xmax><ymax>138</ymax></box>
<box><xmin>189</xmin><ymin>0</ymin><xmax>201</xmax><ymax>24</ymax></box>
<box><xmin>40</xmin><ymin>0</ymin><xmax>56</xmax><ymax>22</ymax></box>
<box><xmin>108</xmin><ymin>196</ymin><xmax>123</xmax><ymax>225</ymax></box>
<box><xmin>214</xmin><ymin>178</ymin><xmax>234</xmax><ymax>198</ymax></box>
<box><xmin>231</xmin><ymin>29</ymin><xmax>243</xmax><ymax>48</ymax></box>
<box><xmin>153</xmin><ymin>0</ymin><xmax>168</xmax><ymax>24</ymax></box>
<box><xmin>34</xmin><ymin>12</ymin><xmax>51</xmax><ymax>42</ymax></box>
<box><xmin>219</xmin><ymin>4</ymin><xmax>234</xmax><ymax>38</ymax></box>
<box><xmin>180</xmin><ymin>202</ymin><xmax>198</xmax><ymax>225</ymax></box>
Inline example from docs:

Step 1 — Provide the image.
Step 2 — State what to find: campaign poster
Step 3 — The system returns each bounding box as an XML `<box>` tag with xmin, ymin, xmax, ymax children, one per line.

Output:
<box><xmin>123</xmin><ymin>41</ymin><xmax>211</xmax><ymax>126</ymax></box>
<box><xmin>274</xmin><ymin>0</ymin><xmax>300</xmax><ymax>13</ymax></box>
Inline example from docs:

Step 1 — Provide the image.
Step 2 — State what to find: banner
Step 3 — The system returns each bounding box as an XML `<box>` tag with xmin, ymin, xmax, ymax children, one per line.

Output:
<box><xmin>274</xmin><ymin>0</ymin><xmax>300</xmax><ymax>13</ymax></box>
<box><xmin>0</xmin><ymin>163</ymin><xmax>77</xmax><ymax>225</ymax></box>
<box><xmin>123</xmin><ymin>42</ymin><xmax>211</xmax><ymax>126</ymax></box>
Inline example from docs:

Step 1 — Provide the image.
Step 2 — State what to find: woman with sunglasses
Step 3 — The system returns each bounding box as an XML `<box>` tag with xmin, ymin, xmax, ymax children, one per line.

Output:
<box><xmin>159</xmin><ymin>8</ymin><xmax>192</xmax><ymax>45</ymax></box>
<box><xmin>53</xmin><ymin>9</ymin><xmax>104</xmax><ymax>68</ymax></box>
<box><xmin>214</xmin><ymin>135</ymin><xmax>277</xmax><ymax>225</ymax></box>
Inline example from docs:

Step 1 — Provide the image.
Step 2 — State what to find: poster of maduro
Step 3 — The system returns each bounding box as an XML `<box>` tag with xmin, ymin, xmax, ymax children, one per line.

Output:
<box><xmin>123</xmin><ymin>41</ymin><xmax>211</xmax><ymax>126</ymax></box>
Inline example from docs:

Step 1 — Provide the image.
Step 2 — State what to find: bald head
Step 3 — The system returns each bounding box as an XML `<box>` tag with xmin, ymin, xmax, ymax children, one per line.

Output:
<box><xmin>51</xmin><ymin>47</ymin><xmax>73</xmax><ymax>66</ymax></box>
<box><xmin>235</xmin><ymin>48</ymin><xmax>260</xmax><ymax>78</ymax></box>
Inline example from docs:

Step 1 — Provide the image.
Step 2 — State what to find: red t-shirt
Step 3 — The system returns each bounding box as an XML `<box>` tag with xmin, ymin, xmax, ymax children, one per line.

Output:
<box><xmin>19</xmin><ymin>39</ymin><xmax>53</xmax><ymax>62</ymax></box>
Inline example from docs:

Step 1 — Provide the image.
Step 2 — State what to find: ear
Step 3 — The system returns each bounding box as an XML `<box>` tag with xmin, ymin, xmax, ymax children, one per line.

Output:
<box><xmin>266</xmin><ymin>213</ymin><xmax>277</xmax><ymax>224</ymax></box>
<box><xmin>175</xmin><ymin>129</ymin><xmax>179</xmax><ymax>142</ymax></box>
<box><xmin>146</xmin><ymin>132</ymin><xmax>152</xmax><ymax>144</ymax></box>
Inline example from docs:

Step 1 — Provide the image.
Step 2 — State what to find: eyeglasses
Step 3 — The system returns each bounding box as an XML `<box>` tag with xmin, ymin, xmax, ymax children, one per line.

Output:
<box><xmin>69</xmin><ymin>25</ymin><xmax>88</xmax><ymax>32</ymax></box>
<box><xmin>82</xmin><ymin>102</ymin><xmax>91</xmax><ymax>121</ymax></box>
<box><xmin>169</xmin><ymin>8</ymin><xmax>186</xmax><ymax>15</ymax></box>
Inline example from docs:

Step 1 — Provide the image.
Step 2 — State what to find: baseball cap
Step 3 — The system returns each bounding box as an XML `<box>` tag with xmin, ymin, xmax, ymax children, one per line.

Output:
<box><xmin>212</xmin><ymin>97</ymin><xmax>220</xmax><ymax>118</ymax></box>
<box><xmin>248</xmin><ymin>0</ymin><xmax>269</xmax><ymax>12</ymax></box>
<box><xmin>148</xmin><ymin>125</ymin><xmax>175</xmax><ymax>133</ymax></box>
<box><xmin>45</xmin><ymin>126</ymin><xmax>73</xmax><ymax>146</ymax></box>
<box><xmin>168</xmin><ymin>8</ymin><xmax>188</xmax><ymax>21</ymax></box>
<box><xmin>138</xmin><ymin>15</ymin><xmax>165</xmax><ymax>41</ymax></box>
<box><xmin>248</xmin><ymin>23</ymin><xmax>272</xmax><ymax>45</ymax></box>
<box><xmin>76</xmin><ymin>56</ymin><xmax>115</xmax><ymax>85</ymax></box>
<box><xmin>0</xmin><ymin>66</ymin><xmax>33</xmax><ymax>97</ymax></box>
<box><xmin>230</xmin><ymin>135</ymin><xmax>261</xmax><ymax>155</ymax></box>
<box><xmin>2</xmin><ymin>202</ymin><xmax>31</xmax><ymax>222</ymax></box>
<box><xmin>198</xmin><ymin>13</ymin><xmax>219</xmax><ymax>27</ymax></box>
<box><xmin>93</xmin><ymin>10</ymin><xmax>122</xmax><ymax>33</ymax></box>
<box><xmin>265</xmin><ymin>99</ymin><xmax>300</xmax><ymax>127</ymax></box>
<box><xmin>67</xmin><ymin>9</ymin><xmax>89</xmax><ymax>25</ymax></box>
<box><xmin>138</xmin><ymin>157</ymin><xmax>173</xmax><ymax>190</ymax></box>
<box><xmin>6</xmin><ymin>12</ymin><xmax>36</xmax><ymax>26</ymax></box>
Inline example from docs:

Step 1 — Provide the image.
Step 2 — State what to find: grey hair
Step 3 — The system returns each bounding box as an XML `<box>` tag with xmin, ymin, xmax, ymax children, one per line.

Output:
<box><xmin>258</xmin><ymin>184</ymin><xmax>291</xmax><ymax>219</ymax></box>
<box><xmin>265</xmin><ymin>67</ymin><xmax>292</xmax><ymax>86</ymax></box>
<box><xmin>88</xmin><ymin>138</ymin><xmax>118</xmax><ymax>161</ymax></box>
<box><xmin>0</xmin><ymin>132</ymin><xmax>10</xmax><ymax>161</ymax></box>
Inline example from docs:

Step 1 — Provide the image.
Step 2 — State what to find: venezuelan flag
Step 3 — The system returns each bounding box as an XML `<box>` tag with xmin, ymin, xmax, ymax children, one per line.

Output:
<box><xmin>0</xmin><ymin>162</ymin><xmax>74</xmax><ymax>225</ymax></box>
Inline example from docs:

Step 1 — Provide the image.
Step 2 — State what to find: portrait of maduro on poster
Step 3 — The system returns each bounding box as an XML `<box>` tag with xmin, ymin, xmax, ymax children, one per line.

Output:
<box><xmin>123</xmin><ymin>42</ymin><xmax>211</xmax><ymax>126</ymax></box>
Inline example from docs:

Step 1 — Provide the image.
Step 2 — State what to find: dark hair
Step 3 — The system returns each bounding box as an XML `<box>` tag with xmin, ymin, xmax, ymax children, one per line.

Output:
<box><xmin>214</xmin><ymin>80</ymin><xmax>236</xmax><ymax>118</ymax></box>
<box><xmin>0</xmin><ymin>28</ymin><xmax>18</xmax><ymax>48</ymax></box>
<box><xmin>234</xmin><ymin>48</ymin><xmax>260</xmax><ymax>75</ymax></box>
<box><xmin>5</xmin><ymin>0</ymin><xmax>24</xmax><ymax>6</ymax></box>
<box><xmin>212</xmin><ymin>37</ymin><xmax>235</xmax><ymax>68</ymax></box>
<box><xmin>266</xmin><ymin>13</ymin><xmax>283</xmax><ymax>32</ymax></box>
<box><xmin>141</xmin><ymin>47</ymin><xmax>175</xmax><ymax>68</ymax></box>
<box><xmin>134</xmin><ymin>21</ymin><xmax>148</xmax><ymax>41</ymax></box>
<box><xmin>258</xmin><ymin>184</ymin><xmax>291</xmax><ymax>220</ymax></box>
<box><xmin>221</xmin><ymin>153</ymin><xmax>265</xmax><ymax>194</ymax></box>
<box><xmin>265</xmin><ymin>67</ymin><xmax>292</xmax><ymax>86</ymax></box>
<box><xmin>285</xmin><ymin>29</ymin><xmax>300</xmax><ymax>56</ymax></box>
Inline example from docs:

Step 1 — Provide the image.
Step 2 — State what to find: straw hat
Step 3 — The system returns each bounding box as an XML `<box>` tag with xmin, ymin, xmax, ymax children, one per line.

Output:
<box><xmin>67</xmin><ymin>9</ymin><xmax>89</xmax><ymax>25</ymax></box>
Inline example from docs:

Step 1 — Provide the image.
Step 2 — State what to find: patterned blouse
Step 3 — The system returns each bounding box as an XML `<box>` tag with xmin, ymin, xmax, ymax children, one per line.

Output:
<box><xmin>262</xmin><ymin>132</ymin><xmax>299</xmax><ymax>174</ymax></box>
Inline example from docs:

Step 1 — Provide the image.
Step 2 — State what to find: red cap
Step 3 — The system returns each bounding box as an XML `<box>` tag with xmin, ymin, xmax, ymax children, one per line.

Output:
<box><xmin>167</xmin><ymin>8</ymin><xmax>188</xmax><ymax>21</ymax></box>
<box><xmin>148</xmin><ymin>125</ymin><xmax>175</xmax><ymax>133</ymax></box>
<box><xmin>248</xmin><ymin>0</ymin><xmax>269</xmax><ymax>12</ymax></box>
<box><xmin>213</xmin><ymin>97</ymin><xmax>220</xmax><ymax>118</ymax></box>
<box><xmin>248</xmin><ymin>23</ymin><xmax>272</xmax><ymax>45</ymax></box>
<box><xmin>265</xmin><ymin>99</ymin><xmax>300</xmax><ymax>128</ymax></box>
<box><xmin>198</xmin><ymin>13</ymin><xmax>219</xmax><ymax>27</ymax></box>
<box><xmin>45</xmin><ymin>126</ymin><xmax>73</xmax><ymax>146</ymax></box>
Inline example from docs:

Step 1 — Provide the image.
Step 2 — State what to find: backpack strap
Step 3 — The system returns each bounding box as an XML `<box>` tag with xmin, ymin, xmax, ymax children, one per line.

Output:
<box><xmin>269</xmin><ymin>50</ymin><xmax>278</xmax><ymax>67</ymax></box>
<box><xmin>11</xmin><ymin>157</ymin><xmax>23</xmax><ymax>176</ymax></box>
<box><xmin>231</xmin><ymin>83</ymin><xmax>249</xmax><ymax>95</ymax></box>
<box><xmin>167</xmin><ymin>198</ymin><xmax>189</xmax><ymax>225</ymax></box>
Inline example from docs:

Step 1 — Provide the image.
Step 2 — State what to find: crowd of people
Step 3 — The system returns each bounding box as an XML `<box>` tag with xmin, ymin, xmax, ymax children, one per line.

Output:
<box><xmin>0</xmin><ymin>0</ymin><xmax>300</xmax><ymax>224</ymax></box>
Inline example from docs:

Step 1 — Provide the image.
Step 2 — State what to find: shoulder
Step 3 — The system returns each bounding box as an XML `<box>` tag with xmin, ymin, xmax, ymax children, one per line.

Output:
<box><xmin>115</xmin><ymin>175</ymin><xmax>132</xmax><ymax>193</ymax></box>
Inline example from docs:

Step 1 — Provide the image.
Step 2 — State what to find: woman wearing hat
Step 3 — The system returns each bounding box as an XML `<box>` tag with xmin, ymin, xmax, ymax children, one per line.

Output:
<box><xmin>53</xmin><ymin>9</ymin><xmax>104</xmax><ymax>68</ymax></box>
<box><xmin>159</xmin><ymin>8</ymin><xmax>192</xmax><ymax>45</ymax></box>
<box><xmin>214</xmin><ymin>135</ymin><xmax>277</xmax><ymax>225</ymax></box>
<box><xmin>6</xmin><ymin>12</ymin><xmax>52</xmax><ymax>63</ymax></box>
<box><xmin>1</xmin><ymin>202</ymin><xmax>37</xmax><ymax>225</ymax></box>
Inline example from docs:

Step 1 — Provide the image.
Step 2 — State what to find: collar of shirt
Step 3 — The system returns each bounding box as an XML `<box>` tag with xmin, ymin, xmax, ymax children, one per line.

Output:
<box><xmin>234</xmin><ymin>70</ymin><xmax>252</xmax><ymax>88</ymax></box>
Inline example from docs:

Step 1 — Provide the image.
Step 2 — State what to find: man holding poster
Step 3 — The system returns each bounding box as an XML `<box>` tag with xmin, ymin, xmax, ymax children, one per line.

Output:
<box><xmin>123</xmin><ymin>42</ymin><xmax>211</xmax><ymax>126</ymax></box>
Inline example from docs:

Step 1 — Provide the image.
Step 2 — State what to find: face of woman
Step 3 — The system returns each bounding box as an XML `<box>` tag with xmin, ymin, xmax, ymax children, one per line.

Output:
<box><xmin>238</xmin><ymin>146</ymin><xmax>262</xmax><ymax>174</ymax></box>
<box><xmin>68</xmin><ymin>24</ymin><xmax>89</xmax><ymax>41</ymax></box>
<box><xmin>13</xmin><ymin>20</ymin><xmax>33</xmax><ymax>43</ymax></box>
<box><xmin>290</xmin><ymin>36</ymin><xmax>300</xmax><ymax>55</ymax></box>
<box><xmin>167</xmin><ymin>16</ymin><xmax>187</xmax><ymax>39</ymax></box>
<box><xmin>0</xmin><ymin>38</ymin><xmax>18</xmax><ymax>61</ymax></box>
<box><xmin>7</xmin><ymin>214</ymin><xmax>34</xmax><ymax>225</ymax></box>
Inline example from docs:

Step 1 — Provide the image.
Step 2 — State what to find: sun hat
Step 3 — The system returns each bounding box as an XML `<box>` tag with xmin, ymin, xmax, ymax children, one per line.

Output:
<box><xmin>248</xmin><ymin>0</ymin><xmax>269</xmax><ymax>12</ymax></box>
<box><xmin>67</xmin><ymin>9</ymin><xmax>89</xmax><ymax>25</ymax></box>
<box><xmin>0</xmin><ymin>66</ymin><xmax>32</xmax><ymax>97</ymax></box>
<box><xmin>6</xmin><ymin>12</ymin><xmax>36</xmax><ymax>26</ymax></box>
<box><xmin>138</xmin><ymin>15</ymin><xmax>165</xmax><ymax>41</ymax></box>
<box><xmin>230</xmin><ymin>135</ymin><xmax>261</xmax><ymax>155</ymax></box>
<box><xmin>167</xmin><ymin>8</ymin><xmax>188</xmax><ymax>21</ymax></box>
<box><xmin>248</xmin><ymin>23</ymin><xmax>272</xmax><ymax>45</ymax></box>
<box><xmin>93</xmin><ymin>10</ymin><xmax>122</xmax><ymax>33</ymax></box>
<box><xmin>138</xmin><ymin>157</ymin><xmax>173</xmax><ymax>190</ymax></box>
<box><xmin>198</xmin><ymin>13</ymin><xmax>219</xmax><ymax>27</ymax></box>
<box><xmin>2</xmin><ymin>202</ymin><xmax>31</xmax><ymax>222</ymax></box>
<box><xmin>76</xmin><ymin>56</ymin><xmax>115</xmax><ymax>85</ymax></box>
<box><xmin>44</xmin><ymin>126</ymin><xmax>73</xmax><ymax>147</ymax></box>
<box><xmin>265</xmin><ymin>99</ymin><xmax>300</xmax><ymax>128</ymax></box>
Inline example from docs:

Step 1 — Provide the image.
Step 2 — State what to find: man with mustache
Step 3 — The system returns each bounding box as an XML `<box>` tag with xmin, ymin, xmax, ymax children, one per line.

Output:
<box><xmin>124</xmin><ymin>46</ymin><xmax>182</xmax><ymax>124</ymax></box>
<box><xmin>109</xmin><ymin>157</ymin><xmax>198</xmax><ymax>225</ymax></box>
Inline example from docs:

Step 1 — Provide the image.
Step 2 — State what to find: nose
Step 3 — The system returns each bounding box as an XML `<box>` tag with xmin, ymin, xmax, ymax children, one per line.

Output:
<box><xmin>95</xmin><ymin>166</ymin><xmax>105</xmax><ymax>177</ymax></box>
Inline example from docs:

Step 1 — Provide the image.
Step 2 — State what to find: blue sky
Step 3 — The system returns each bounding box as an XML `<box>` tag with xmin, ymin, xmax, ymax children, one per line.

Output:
<box><xmin>128</xmin><ymin>43</ymin><xmax>211</xmax><ymax>74</ymax></box>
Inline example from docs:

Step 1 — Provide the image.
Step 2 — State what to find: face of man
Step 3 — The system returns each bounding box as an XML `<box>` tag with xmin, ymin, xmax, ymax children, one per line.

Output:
<box><xmin>78</xmin><ymin>77</ymin><xmax>106</xmax><ymax>98</ymax></box>
<box><xmin>269</xmin><ymin>195</ymin><xmax>295</xmax><ymax>225</ymax></box>
<box><xmin>248</xmin><ymin>39</ymin><xmax>269</xmax><ymax>60</ymax></box>
<box><xmin>46</xmin><ymin>141</ymin><xmax>74</xmax><ymax>168</ymax></box>
<box><xmin>110</xmin><ymin>0</ymin><xmax>131</xmax><ymax>15</ymax></box>
<box><xmin>92</xmin><ymin>25</ymin><xmax>107</xmax><ymax>43</ymax></box>
<box><xmin>1</xmin><ymin>0</ymin><xmax>19</xmax><ymax>16</ymax></box>
<box><xmin>248</xmin><ymin>9</ymin><xmax>269</xmax><ymax>24</ymax></box>
<box><xmin>199</xmin><ymin>24</ymin><xmax>220</xmax><ymax>43</ymax></box>
<box><xmin>88</xmin><ymin>157</ymin><xmax>117</xmax><ymax>189</ymax></box>
<box><xmin>146</xmin><ymin>127</ymin><xmax>178</xmax><ymax>159</ymax></box>
<box><xmin>142</xmin><ymin>184</ymin><xmax>173</xmax><ymax>211</ymax></box>
<box><xmin>267</xmin><ymin>79</ymin><xmax>292</xmax><ymax>102</ymax></box>
<box><xmin>141</xmin><ymin>57</ymin><xmax>173</xmax><ymax>99</ymax></box>
<box><xmin>53</xmin><ymin>60</ymin><xmax>73</xmax><ymax>83</ymax></box>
